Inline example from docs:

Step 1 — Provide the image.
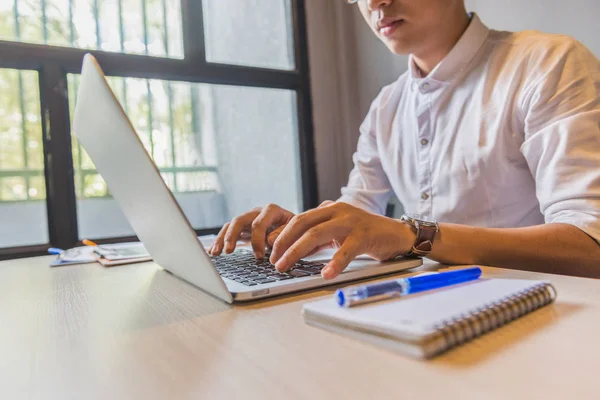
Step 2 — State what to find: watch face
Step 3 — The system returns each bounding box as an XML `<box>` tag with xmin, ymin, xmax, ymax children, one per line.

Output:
<box><xmin>401</xmin><ymin>213</ymin><xmax>439</xmax><ymax>231</ymax></box>
<box><xmin>404</xmin><ymin>213</ymin><xmax>436</xmax><ymax>224</ymax></box>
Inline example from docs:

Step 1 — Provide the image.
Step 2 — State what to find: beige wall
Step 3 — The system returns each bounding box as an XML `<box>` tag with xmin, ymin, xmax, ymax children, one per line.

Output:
<box><xmin>304</xmin><ymin>1</ymin><xmax>361</xmax><ymax>202</ymax></box>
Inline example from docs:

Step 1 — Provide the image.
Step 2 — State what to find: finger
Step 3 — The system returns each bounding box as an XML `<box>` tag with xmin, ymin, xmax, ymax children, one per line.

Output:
<box><xmin>239</xmin><ymin>231</ymin><xmax>252</xmax><ymax>242</ymax></box>
<box><xmin>303</xmin><ymin>243</ymin><xmax>335</xmax><ymax>258</ymax></box>
<box><xmin>251</xmin><ymin>205</ymin><xmax>292</xmax><ymax>259</ymax></box>
<box><xmin>266</xmin><ymin>224</ymin><xmax>286</xmax><ymax>248</ymax></box>
<box><xmin>274</xmin><ymin>221</ymin><xmax>347</xmax><ymax>272</ymax></box>
<box><xmin>270</xmin><ymin>207</ymin><xmax>334</xmax><ymax>264</ymax></box>
<box><xmin>318</xmin><ymin>200</ymin><xmax>334</xmax><ymax>208</ymax></box>
<box><xmin>305</xmin><ymin>237</ymin><xmax>341</xmax><ymax>257</ymax></box>
<box><xmin>322</xmin><ymin>235</ymin><xmax>362</xmax><ymax>280</ymax></box>
<box><xmin>224</xmin><ymin>214</ymin><xmax>254</xmax><ymax>254</ymax></box>
<box><xmin>210</xmin><ymin>223</ymin><xmax>230</xmax><ymax>256</ymax></box>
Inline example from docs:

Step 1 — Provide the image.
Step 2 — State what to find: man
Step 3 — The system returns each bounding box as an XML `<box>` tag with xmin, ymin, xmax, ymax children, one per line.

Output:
<box><xmin>210</xmin><ymin>0</ymin><xmax>600</xmax><ymax>278</ymax></box>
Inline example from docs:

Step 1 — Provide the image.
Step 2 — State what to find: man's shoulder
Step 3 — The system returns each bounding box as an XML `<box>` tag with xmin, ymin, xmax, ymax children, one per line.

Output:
<box><xmin>488</xmin><ymin>29</ymin><xmax>590</xmax><ymax>62</ymax></box>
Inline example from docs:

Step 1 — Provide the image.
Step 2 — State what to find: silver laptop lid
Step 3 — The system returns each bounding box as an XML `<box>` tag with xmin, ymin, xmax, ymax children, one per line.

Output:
<box><xmin>73</xmin><ymin>53</ymin><xmax>232</xmax><ymax>303</ymax></box>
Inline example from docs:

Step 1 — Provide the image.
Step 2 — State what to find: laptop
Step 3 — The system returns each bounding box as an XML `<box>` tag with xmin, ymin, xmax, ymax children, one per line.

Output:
<box><xmin>72</xmin><ymin>53</ymin><xmax>422</xmax><ymax>303</ymax></box>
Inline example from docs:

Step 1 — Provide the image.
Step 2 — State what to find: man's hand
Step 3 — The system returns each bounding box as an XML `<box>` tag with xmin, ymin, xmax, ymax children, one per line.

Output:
<box><xmin>209</xmin><ymin>204</ymin><xmax>294</xmax><ymax>259</ymax></box>
<box><xmin>269</xmin><ymin>202</ymin><xmax>415</xmax><ymax>280</ymax></box>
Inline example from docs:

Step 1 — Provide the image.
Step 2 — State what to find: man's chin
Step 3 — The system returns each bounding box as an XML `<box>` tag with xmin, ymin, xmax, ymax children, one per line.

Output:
<box><xmin>384</xmin><ymin>40</ymin><xmax>412</xmax><ymax>56</ymax></box>
<box><xmin>378</xmin><ymin>34</ymin><xmax>414</xmax><ymax>55</ymax></box>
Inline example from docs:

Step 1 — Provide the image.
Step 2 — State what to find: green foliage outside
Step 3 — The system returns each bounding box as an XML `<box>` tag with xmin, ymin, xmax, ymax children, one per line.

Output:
<box><xmin>0</xmin><ymin>0</ymin><xmax>213</xmax><ymax>202</ymax></box>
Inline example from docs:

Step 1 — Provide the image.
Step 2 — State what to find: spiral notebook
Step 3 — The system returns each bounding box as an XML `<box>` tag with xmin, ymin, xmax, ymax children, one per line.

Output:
<box><xmin>302</xmin><ymin>278</ymin><xmax>557</xmax><ymax>359</ymax></box>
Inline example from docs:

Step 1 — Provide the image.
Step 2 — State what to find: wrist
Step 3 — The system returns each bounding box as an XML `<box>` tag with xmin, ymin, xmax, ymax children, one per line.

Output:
<box><xmin>394</xmin><ymin>218</ymin><xmax>416</xmax><ymax>255</ymax></box>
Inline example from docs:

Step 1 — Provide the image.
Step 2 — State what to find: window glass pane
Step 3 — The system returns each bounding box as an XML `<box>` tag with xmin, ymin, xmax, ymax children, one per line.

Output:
<box><xmin>0</xmin><ymin>0</ymin><xmax>183</xmax><ymax>59</ymax></box>
<box><xmin>203</xmin><ymin>0</ymin><xmax>295</xmax><ymax>70</ymax></box>
<box><xmin>69</xmin><ymin>75</ymin><xmax>301</xmax><ymax>240</ymax></box>
<box><xmin>0</xmin><ymin>68</ymin><xmax>48</xmax><ymax>248</ymax></box>
<box><xmin>209</xmin><ymin>85</ymin><xmax>301</xmax><ymax>217</ymax></box>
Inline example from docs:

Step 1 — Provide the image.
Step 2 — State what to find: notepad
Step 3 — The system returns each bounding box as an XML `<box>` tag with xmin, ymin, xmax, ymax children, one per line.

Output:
<box><xmin>48</xmin><ymin>234</ymin><xmax>241</xmax><ymax>268</ymax></box>
<box><xmin>302</xmin><ymin>278</ymin><xmax>557</xmax><ymax>359</ymax></box>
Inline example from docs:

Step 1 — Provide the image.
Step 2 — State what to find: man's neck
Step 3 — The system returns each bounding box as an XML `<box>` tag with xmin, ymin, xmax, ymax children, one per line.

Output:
<box><xmin>412</xmin><ymin>12</ymin><xmax>472</xmax><ymax>77</ymax></box>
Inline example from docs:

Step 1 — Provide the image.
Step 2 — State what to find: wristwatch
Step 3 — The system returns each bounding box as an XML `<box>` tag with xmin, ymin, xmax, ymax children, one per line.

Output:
<box><xmin>399</xmin><ymin>214</ymin><xmax>439</xmax><ymax>258</ymax></box>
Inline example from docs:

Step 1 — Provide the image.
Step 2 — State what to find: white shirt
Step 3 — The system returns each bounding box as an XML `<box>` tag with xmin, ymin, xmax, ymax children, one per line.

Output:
<box><xmin>339</xmin><ymin>14</ymin><xmax>600</xmax><ymax>243</ymax></box>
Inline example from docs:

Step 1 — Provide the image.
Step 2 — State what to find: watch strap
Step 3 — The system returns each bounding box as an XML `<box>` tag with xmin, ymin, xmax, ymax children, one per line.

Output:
<box><xmin>407</xmin><ymin>220</ymin><xmax>437</xmax><ymax>257</ymax></box>
<box><xmin>400</xmin><ymin>215</ymin><xmax>439</xmax><ymax>258</ymax></box>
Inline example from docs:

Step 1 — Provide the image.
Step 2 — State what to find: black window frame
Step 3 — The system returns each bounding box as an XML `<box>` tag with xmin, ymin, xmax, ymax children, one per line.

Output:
<box><xmin>0</xmin><ymin>0</ymin><xmax>317</xmax><ymax>260</ymax></box>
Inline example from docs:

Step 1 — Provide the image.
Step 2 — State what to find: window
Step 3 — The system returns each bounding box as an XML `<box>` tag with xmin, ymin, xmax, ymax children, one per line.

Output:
<box><xmin>0</xmin><ymin>0</ymin><xmax>183</xmax><ymax>58</ymax></box>
<box><xmin>0</xmin><ymin>0</ymin><xmax>315</xmax><ymax>258</ymax></box>
<box><xmin>203</xmin><ymin>0</ymin><xmax>295</xmax><ymax>70</ymax></box>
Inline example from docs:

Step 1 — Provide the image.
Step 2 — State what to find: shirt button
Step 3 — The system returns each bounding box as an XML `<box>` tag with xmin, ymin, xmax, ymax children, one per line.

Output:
<box><xmin>421</xmin><ymin>193</ymin><xmax>429</xmax><ymax>200</ymax></box>
<box><xmin>421</xmin><ymin>82</ymin><xmax>430</xmax><ymax>91</ymax></box>
<box><xmin>421</xmin><ymin>138</ymin><xmax>429</xmax><ymax>145</ymax></box>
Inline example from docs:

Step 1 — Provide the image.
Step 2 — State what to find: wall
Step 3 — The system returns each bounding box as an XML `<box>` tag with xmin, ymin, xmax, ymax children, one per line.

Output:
<box><xmin>304</xmin><ymin>0</ymin><xmax>363</xmax><ymax>202</ymax></box>
<box><xmin>466</xmin><ymin>0</ymin><xmax>600</xmax><ymax>57</ymax></box>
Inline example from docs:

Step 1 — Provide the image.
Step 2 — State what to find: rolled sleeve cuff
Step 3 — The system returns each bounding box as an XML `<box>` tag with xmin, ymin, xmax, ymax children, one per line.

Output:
<box><xmin>548</xmin><ymin>210</ymin><xmax>600</xmax><ymax>244</ymax></box>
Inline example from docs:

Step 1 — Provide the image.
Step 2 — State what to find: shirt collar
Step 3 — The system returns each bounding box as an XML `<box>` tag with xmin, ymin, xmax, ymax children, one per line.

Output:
<box><xmin>408</xmin><ymin>13</ymin><xmax>490</xmax><ymax>83</ymax></box>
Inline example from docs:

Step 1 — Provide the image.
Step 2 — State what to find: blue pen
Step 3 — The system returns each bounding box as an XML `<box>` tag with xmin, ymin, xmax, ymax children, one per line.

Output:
<box><xmin>336</xmin><ymin>267</ymin><xmax>483</xmax><ymax>307</ymax></box>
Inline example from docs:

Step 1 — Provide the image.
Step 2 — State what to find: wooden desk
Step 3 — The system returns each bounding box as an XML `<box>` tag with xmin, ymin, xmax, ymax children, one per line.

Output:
<box><xmin>1</xmin><ymin>256</ymin><xmax>599</xmax><ymax>399</ymax></box>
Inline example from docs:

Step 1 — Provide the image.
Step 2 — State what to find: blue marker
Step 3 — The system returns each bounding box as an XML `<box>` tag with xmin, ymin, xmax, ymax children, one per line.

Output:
<box><xmin>336</xmin><ymin>267</ymin><xmax>483</xmax><ymax>307</ymax></box>
<box><xmin>48</xmin><ymin>247</ymin><xmax>64</xmax><ymax>255</ymax></box>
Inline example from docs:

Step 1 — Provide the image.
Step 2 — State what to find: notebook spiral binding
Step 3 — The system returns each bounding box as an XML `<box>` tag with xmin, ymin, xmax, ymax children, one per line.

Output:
<box><xmin>430</xmin><ymin>282</ymin><xmax>557</xmax><ymax>357</ymax></box>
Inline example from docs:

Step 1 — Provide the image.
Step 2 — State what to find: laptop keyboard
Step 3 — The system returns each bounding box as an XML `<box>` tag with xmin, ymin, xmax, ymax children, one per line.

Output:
<box><xmin>209</xmin><ymin>249</ymin><xmax>326</xmax><ymax>286</ymax></box>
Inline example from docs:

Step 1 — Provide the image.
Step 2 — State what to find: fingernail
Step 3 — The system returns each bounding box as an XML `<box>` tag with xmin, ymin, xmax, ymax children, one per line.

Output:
<box><xmin>275</xmin><ymin>260</ymin><xmax>286</xmax><ymax>272</ymax></box>
<box><xmin>322</xmin><ymin>266</ymin><xmax>334</xmax><ymax>280</ymax></box>
<box><xmin>255</xmin><ymin>251</ymin><xmax>264</xmax><ymax>259</ymax></box>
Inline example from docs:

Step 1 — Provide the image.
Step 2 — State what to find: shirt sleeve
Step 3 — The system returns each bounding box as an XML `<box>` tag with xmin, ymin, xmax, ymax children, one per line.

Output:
<box><xmin>338</xmin><ymin>92</ymin><xmax>394</xmax><ymax>215</ymax></box>
<box><xmin>520</xmin><ymin>37</ymin><xmax>600</xmax><ymax>243</ymax></box>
